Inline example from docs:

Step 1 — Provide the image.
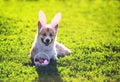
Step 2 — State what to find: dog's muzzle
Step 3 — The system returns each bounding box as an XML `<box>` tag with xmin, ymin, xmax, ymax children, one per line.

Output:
<box><xmin>41</xmin><ymin>38</ymin><xmax>53</xmax><ymax>46</ymax></box>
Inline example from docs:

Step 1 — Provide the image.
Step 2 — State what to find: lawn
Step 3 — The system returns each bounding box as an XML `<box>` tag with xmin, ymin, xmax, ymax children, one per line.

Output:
<box><xmin>0</xmin><ymin>0</ymin><xmax>120</xmax><ymax>82</ymax></box>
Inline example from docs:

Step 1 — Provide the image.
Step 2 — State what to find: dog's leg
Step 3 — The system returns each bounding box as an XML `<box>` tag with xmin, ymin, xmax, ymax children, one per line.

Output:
<box><xmin>30</xmin><ymin>47</ymin><xmax>38</xmax><ymax>65</ymax></box>
<box><xmin>56</xmin><ymin>42</ymin><xmax>71</xmax><ymax>57</ymax></box>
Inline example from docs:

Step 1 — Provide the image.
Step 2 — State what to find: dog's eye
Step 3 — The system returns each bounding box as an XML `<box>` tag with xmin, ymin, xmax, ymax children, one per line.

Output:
<box><xmin>43</xmin><ymin>33</ymin><xmax>46</xmax><ymax>36</ymax></box>
<box><xmin>49</xmin><ymin>33</ymin><xmax>52</xmax><ymax>37</ymax></box>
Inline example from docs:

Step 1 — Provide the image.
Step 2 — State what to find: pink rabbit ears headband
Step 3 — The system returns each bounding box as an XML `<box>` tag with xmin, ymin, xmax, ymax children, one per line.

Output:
<box><xmin>38</xmin><ymin>10</ymin><xmax>62</xmax><ymax>33</ymax></box>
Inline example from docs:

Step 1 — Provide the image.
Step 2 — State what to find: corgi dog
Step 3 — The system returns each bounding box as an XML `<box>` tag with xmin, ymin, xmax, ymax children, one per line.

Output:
<box><xmin>30</xmin><ymin>10</ymin><xmax>71</xmax><ymax>66</ymax></box>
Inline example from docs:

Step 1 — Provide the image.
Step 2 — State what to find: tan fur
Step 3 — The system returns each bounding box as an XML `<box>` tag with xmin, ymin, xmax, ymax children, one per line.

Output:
<box><xmin>30</xmin><ymin>47</ymin><xmax>38</xmax><ymax>59</ymax></box>
<box><xmin>39</xmin><ymin>28</ymin><xmax>55</xmax><ymax>36</ymax></box>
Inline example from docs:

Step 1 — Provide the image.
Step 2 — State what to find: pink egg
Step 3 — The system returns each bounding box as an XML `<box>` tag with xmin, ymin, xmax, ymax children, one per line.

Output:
<box><xmin>34</xmin><ymin>59</ymin><xmax>49</xmax><ymax>66</ymax></box>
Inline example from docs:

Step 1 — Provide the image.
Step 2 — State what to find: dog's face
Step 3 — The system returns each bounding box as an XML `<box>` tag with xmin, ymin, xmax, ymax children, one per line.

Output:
<box><xmin>37</xmin><ymin>11</ymin><xmax>61</xmax><ymax>46</ymax></box>
<box><xmin>38</xmin><ymin>27</ymin><xmax>56</xmax><ymax>46</ymax></box>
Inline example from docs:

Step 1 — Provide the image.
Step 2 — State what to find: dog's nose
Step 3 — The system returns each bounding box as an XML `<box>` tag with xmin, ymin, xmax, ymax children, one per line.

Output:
<box><xmin>46</xmin><ymin>39</ymin><xmax>50</xmax><ymax>43</ymax></box>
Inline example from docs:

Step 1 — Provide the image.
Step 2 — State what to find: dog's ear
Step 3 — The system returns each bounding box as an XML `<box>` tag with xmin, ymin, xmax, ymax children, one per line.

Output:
<box><xmin>38</xmin><ymin>10</ymin><xmax>46</xmax><ymax>31</ymax></box>
<box><xmin>51</xmin><ymin>13</ymin><xmax>61</xmax><ymax>30</ymax></box>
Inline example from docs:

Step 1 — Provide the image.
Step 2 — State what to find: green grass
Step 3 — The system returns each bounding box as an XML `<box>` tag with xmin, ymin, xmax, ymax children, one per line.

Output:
<box><xmin>0</xmin><ymin>0</ymin><xmax>120</xmax><ymax>82</ymax></box>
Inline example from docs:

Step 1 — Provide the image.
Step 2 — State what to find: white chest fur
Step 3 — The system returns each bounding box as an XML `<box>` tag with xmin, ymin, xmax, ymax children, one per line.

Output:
<box><xmin>34</xmin><ymin>38</ymin><xmax>57</xmax><ymax>60</ymax></box>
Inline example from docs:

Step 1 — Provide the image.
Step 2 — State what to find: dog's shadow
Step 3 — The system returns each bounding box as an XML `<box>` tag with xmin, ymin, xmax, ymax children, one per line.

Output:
<box><xmin>29</xmin><ymin>60</ymin><xmax>63</xmax><ymax>82</ymax></box>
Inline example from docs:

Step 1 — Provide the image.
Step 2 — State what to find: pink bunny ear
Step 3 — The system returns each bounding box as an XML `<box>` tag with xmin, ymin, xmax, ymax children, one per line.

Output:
<box><xmin>51</xmin><ymin>13</ymin><xmax>62</xmax><ymax>29</ymax></box>
<box><xmin>38</xmin><ymin>10</ymin><xmax>46</xmax><ymax>27</ymax></box>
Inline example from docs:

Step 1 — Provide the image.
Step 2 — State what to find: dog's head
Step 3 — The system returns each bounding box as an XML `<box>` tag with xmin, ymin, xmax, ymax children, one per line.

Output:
<box><xmin>37</xmin><ymin>10</ymin><xmax>61</xmax><ymax>46</ymax></box>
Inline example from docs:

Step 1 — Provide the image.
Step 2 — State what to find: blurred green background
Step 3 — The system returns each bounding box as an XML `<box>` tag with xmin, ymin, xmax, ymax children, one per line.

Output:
<box><xmin>0</xmin><ymin>0</ymin><xmax>120</xmax><ymax>82</ymax></box>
